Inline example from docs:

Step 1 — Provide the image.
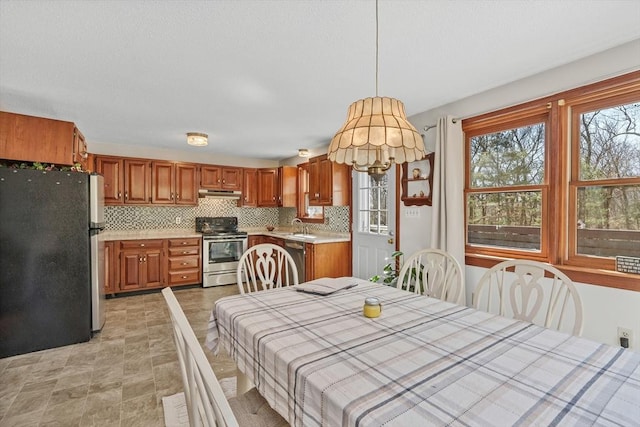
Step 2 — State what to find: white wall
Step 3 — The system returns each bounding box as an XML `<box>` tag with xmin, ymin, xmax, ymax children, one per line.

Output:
<box><xmin>400</xmin><ymin>39</ymin><xmax>640</xmax><ymax>349</ymax></box>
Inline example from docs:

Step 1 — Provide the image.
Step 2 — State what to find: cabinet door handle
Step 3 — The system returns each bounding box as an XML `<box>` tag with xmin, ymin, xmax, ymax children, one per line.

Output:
<box><xmin>181</xmin><ymin>262</ymin><xmax>188</xmax><ymax>265</ymax></box>
<box><xmin>139</xmin><ymin>257</ymin><xmax>143</xmax><ymax>263</ymax></box>
<box><xmin>170</xmin><ymin>192</ymin><xmax>174</xmax><ymax>200</ymax></box>
<box><xmin>125</xmin><ymin>191</ymin><xmax>129</xmax><ymax>200</ymax></box>
<box><xmin>140</xmin><ymin>243</ymin><xmax>145</xmax><ymax>247</ymax></box>
<box><xmin>181</xmin><ymin>241</ymin><xmax>188</xmax><ymax>245</ymax></box>
<box><xmin>176</xmin><ymin>193</ymin><xmax>180</xmax><ymax>200</ymax></box>
<box><xmin>182</xmin><ymin>275</ymin><xmax>188</xmax><ymax>279</ymax></box>
<box><xmin>143</xmin><ymin>257</ymin><xmax>147</xmax><ymax>262</ymax></box>
<box><xmin>117</xmin><ymin>191</ymin><xmax>122</xmax><ymax>199</ymax></box>
<box><xmin>182</xmin><ymin>251</ymin><xmax>189</xmax><ymax>254</ymax></box>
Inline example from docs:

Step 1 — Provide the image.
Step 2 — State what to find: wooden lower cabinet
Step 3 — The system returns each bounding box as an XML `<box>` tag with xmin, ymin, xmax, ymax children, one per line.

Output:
<box><xmin>119</xmin><ymin>239</ymin><xmax>164</xmax><ymax>291</ymax></box>
<box><xmin>305</xmin><ymin>241</ymin><xmax>351</xmax><ymax>281</ymax></box>
<box><xmin>249</xmin><ymin>235</ymin><xmax>352</xmax><ymax>282</ymax></box>
<box><xmin>110</xmin><ymin>236</ymin><xmax>202</xmax><ymax>294</ymax></box>
<box><xmin>167</xmin><ymin>238</ymin><xmax>202</xmax><ymax>286</ymax></box>
<box><xmin>248</xmin><ymin>235</ymin><xmax>263</xmax><ymax>247</ymax></box>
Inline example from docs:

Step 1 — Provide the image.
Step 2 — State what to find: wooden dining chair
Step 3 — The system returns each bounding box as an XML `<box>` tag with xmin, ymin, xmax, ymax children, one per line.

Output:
<box><xmin>473</xmin><ymin>260</ymin><xmax>584</xmax><ymax>336</ymax></box>
<box><xmin>396</xmin><ymin>248</ymin><xmax>464</xmax><ymax>304</ymax></box>
<box><xmin>162</xmin><ymin>287</ymin><xmax>288</xmax><ymax>427</ymax></box>
<box><xmin>236</xmin><ymin>243</ymin><xmax>299</xmax><ymax>294</ymax></box>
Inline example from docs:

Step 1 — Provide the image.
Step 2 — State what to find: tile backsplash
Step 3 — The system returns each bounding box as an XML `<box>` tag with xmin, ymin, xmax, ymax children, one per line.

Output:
<box><xmin>105</xmin><ymin>198</ymin><xmax>350</xmax><ymax>233</ymax></box>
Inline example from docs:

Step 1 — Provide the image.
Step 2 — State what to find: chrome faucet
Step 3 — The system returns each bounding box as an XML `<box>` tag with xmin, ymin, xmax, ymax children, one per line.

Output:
<box><xmin>291</xmin><ymin>218</ymin><xmax>303</xmax><ymax>234</ymax></box>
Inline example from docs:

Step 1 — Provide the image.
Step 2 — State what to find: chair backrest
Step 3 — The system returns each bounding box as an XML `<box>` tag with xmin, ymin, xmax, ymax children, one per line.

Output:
<box><xmin>162</xmin><ymin>287</ymin><xmax>239</xmax><ymax>427</ymax></box>
<box><xmin>396</xmin><ymin>248</ymin><xmax>464</xmax><ymax>304</ymax></box>
<box><xmin>236</xmin><ymin>243</ymin><xmax>299</xmax><ymax>294</ymax></box>
<box><xmin>473</xmin><ymin>260</ymin><xmax>584</xmax><ymax>336</ymax></box>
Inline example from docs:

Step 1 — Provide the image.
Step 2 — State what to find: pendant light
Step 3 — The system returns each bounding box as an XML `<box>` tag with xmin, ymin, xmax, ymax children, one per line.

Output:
<box><xmin>327</xmin><ymin>0</ymin><xmax>425</xmax><ymax>181</ymax></box>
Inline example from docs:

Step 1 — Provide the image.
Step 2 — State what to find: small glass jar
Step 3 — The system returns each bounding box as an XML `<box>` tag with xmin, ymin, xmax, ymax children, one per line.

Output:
<box><xmin>363</xmin><ymin>297</ymin><xmax>382</xmax><ymax>318</ymax></box>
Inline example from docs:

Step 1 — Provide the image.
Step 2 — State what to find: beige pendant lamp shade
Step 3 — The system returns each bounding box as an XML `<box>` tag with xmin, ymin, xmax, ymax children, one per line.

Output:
<box><xmin>327</xmin><ymin>96</ymin><xmax>425</xmax><ymax>179</ymax></box>
<box><xmin>327</xmin><ymin>1</ymin><xmax>425</xmax><ymax>181</ymax></box>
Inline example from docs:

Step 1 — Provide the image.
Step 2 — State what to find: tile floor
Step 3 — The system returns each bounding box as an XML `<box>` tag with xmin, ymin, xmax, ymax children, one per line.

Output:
<box><xmin>0</xmin><ymin>285</ymin><xmax>241</xmax><ymax>426</ymax></box>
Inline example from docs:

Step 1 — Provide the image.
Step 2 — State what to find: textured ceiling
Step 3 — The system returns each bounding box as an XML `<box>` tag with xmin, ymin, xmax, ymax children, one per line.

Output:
<box><xmin>1</xmin><ymin>0</ymin><xmax>639</xmax><ymax>161</ymax></box>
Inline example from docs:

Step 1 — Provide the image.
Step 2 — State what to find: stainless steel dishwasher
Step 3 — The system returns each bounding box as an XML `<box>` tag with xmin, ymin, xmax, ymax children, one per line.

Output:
<box><xmin>284</xmin><ymin>240</ymin><xmax>305</xmax><ymax>282</ymax></box>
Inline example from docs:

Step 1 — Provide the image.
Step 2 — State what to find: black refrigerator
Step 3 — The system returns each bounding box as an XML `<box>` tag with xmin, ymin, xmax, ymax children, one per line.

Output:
<box><xmin>0</xmin><ymin>168</ymin><xmax>105</xmax><ymax>358</ymax></box>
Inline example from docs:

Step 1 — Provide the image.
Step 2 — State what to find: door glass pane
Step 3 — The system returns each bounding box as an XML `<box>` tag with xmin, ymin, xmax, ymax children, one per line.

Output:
<box><xmin>469</xmin><ymin>123</ymin><xmax>545</xmax><ymax>188</ymax></box>
<box><xmin>357</xmin><ymin>172</ymin><xmax>389</xmax><ymax>235</ymax></box>
<box><xmin>467</xmin><ymin>191</ymin><xmax>542</xmax><ymax>251</ymax></box>
<box><xmin>579</xmin><ymin>102</ymin><xmax>640</xmax><ymax>180</ymax></box>
<box><xmin>576</xmin><ymin>185</ymin><xmax>640</xmax><ymax>257</ymax></box>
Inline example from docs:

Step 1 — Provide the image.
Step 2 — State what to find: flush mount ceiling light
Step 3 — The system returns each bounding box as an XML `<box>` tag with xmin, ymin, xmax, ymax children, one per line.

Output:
<box><xmin>298</xmin><ymin>148</ymin><xmax>310</xmax><ymax>157</ymax></box>
<box><xmin>327</xmin><ymin>0</ymin><xmax>425</xmax><ymax>182</ymax></box>
<box><xmin>186</xmin><ymin>132</ymin><xmax>208</xmax><ymax>147</ymax></box>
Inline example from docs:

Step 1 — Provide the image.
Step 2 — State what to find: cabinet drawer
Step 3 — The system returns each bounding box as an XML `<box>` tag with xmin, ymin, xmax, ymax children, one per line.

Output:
<box><xmin>168</xmin><ymin>238</ymin><xmax>201</xmax><ymax>247</ymax></box>
<box><xmin>168</xmin><ymin>246</ymin><xmax>200</xmax><ymax>256</ymax></box>
<box><xmin>119</xmin><ymin>239</ymin><xmax>164</xmax><ymax>250</ymax></box>
<box><xmin>168</xmin><ymin>269</ymin><xmax>200</xmax><ymax>285</ymax></box>
<box><xmin>168</xmin><ymin>256</ymin><xmax>200</xmax><ymax>270</ymax></box>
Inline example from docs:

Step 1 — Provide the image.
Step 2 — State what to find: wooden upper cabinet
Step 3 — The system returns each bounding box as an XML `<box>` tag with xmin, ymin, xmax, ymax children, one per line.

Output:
<box><xmin>257</xmin><ymin>166</ymin><xmax>296</xmax><ymax>207</ymax></box>
<box><xmin>72</xmin><ymin>128</ymin><xmax>88</xmax><ymax>170</ymax></box>
<box><xmin>201</xmin><ymin>165</ymin><xmax>242</xmax><ymax>191</ymax></box>
<box><xmin>152</xmin><ymin>161</ymin><xmax>198</xmax><ymax>205</ymax></box>
<box><xmin>96</xmin><ymin>156</ymin><xmax>151</xmax><ymax>205</ymax></box>
<box><xmin>279</xmin><ymin>166</ymin><xmax>297</xmax><ymax>207</ymax></box>
<box><xmin>257</xmin><ymin>168</ymin><xmax>279</xmax><ymax>207</ymax></box>
<box><xmin>308</xmin><ymin>154</ymin><xmax>350</xmax><ymax>206</ymax></box>
<box><xmin>175</xmin><ymin>163</ymin><xmax>198</xmax><ymax>205</ymax></box>
<box><xmin>95</xmin><ymin>156</ymin><xmax>124</xmax><ymax>205</ymax></box>
<box><xmin>242</xmin><ymin>168</ymin><xmax>258</xmax><ymax>207</ymax></box>
<box><xmin>124</xmin><ymin>159</ymin><xmax>151</xmax><ymax>204</ymax></box>
<box><xmin>200</xmin><ymin>166</ymin><xmax>221</xmax><ymax>189</ymax></box>
<box><xmin>221</xmin><ymin>167</ymin><xmax>242</xmax><ymax>190</ymax></box>
<box><xmin>152</xmin><ymin>161</ymin><xmax>175</xmax><ymax>204</ymax></box>
<box><xmin>0</xmin><ymin>111</ymin><xmax>85</xmax><ymax>166</ymax></box>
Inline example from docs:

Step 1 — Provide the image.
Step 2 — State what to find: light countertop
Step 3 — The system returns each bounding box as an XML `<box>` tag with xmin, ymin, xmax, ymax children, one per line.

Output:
<box><xmin>102</xmin><ymin>229</ymin><xmax>201</xmax><ymax>241</ymax></box>
<box><xmin>102</xmin><ymin>228</ymin><xmax>350</xmax><ymax>244</ymax></box>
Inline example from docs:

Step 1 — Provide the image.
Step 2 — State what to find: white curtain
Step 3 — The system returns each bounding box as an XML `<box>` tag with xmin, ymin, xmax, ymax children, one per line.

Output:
<box><xmin>430</xmin><ymin>115</ymin><xmax>466</xmax><ymax>304</ymax></box>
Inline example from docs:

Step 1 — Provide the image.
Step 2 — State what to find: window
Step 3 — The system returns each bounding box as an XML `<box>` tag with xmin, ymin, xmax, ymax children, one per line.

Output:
<box><xmin>464</xmin><ymin>71</ymin><xmax>640</xmax><ymax>291</ymax></box>
<box><xmin>467</xmin><ymin>113</ymin><xmax>548</xmax><ymax>256</ymax></box>
<box><xmin>357</xmin><ymin>172</ymin><xmax>389</xmax><ymax>235</ymax></box>
<box><xmin>569</xmin><ymin>94</ymin><xmax>640</xmax><ymax>267</ymax></box>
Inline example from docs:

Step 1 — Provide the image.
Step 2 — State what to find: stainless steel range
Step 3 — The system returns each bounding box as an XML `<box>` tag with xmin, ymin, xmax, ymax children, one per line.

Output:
<box><xmin>196</xmin><ymin>217</ymin><xmax>248</xmax><ymax>287</ymax></box>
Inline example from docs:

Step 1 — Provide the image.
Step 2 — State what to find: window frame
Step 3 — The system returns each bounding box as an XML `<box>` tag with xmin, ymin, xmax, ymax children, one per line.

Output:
<box><xmin>463</xmin><ymin>71</ymin><xmax>640</xmax><ymax>292</ymax></box>
<box><xmin>465</xmin><ymin>110</ymin><xmax>551</xmax><ymax>261</ymax></box>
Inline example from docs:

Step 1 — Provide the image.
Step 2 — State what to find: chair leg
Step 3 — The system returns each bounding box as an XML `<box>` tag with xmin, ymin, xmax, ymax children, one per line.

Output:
<box><xmin>237</xmin><ymin>372</ymin><xmax>253</xmax><ymax>395</ymax></box>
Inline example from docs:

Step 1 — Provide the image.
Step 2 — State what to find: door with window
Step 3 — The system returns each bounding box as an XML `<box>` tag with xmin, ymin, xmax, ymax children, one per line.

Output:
<box><xmin>352</xmin><ymin>169</ymin><xmax>397</xmax><ymax>280</ymax></box>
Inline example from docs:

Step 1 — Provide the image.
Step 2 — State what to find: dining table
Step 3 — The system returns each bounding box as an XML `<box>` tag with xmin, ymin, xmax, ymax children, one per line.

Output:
<box><xmin>205</xmin><ymin>277</ymin><xmax>640</xmax><ymax>426</ymax></box>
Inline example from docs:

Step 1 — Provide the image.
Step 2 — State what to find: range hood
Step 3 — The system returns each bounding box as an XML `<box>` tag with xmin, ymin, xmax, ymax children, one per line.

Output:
<box><xmin>198</xmin><ymin>189</ymin><xmax>242</xmax><ymax>199</ymax></box>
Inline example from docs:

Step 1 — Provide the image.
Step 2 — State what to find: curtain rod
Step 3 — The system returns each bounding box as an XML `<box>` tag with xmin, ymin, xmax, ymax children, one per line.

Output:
<box><xmin>423</xmin><ymin>118</ymin><xmax>459</xmax><ymax>132</ymax></box>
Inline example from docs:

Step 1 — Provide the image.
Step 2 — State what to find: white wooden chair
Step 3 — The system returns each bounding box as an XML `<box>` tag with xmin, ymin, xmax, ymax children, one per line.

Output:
<box><xmin>396</xmin><ymin>249</ymin><xmax>464</xmax><ymax>304</ymax></box>
<box><xmin>161</xmin><ymin>287</ymin><xmax>288</xmax><ymax>427</ymax></box>
<box><xmin>236</xmin><ymin>243</ymin><xmax>299</xmax><ymax>294</ymax></box>
<box><xmin>473</xmin><ymin>260</ymin><xmax>584</xmax><ymax>336</ymax></box>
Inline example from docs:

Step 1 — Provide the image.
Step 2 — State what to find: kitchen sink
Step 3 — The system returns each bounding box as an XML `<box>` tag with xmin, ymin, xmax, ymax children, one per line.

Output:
<box><xmin>270</xmin><ymin>230</ymin><xmax>317</xmax><ymax>239</ymax></box>
<box><xmin>291</xmin><ymin>233</ymin><xmax>317</xmax><ymax>239</ymax></box>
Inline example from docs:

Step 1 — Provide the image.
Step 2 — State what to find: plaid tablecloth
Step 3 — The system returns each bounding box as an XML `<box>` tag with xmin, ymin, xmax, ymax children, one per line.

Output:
<box><xmin>205</xmin><ymin>278</ymin><xmax>640</xmax><ymax>427</ymax></box>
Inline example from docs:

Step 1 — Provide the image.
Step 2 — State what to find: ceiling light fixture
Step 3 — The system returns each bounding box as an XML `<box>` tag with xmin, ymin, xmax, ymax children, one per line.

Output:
<box><xmin>327</xmin><ymin>0</ymin><xmax>425</xmax><ymax>182</ymax></box>
<box><xmin>186</xmin><ymin>132</ymin><xmax>208</xmax><ymax>147</ymax></box>
<box><xmin>298</xmin><ymin>148</ymin><xmax>310</xmax><ymax>157</ymax></box>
